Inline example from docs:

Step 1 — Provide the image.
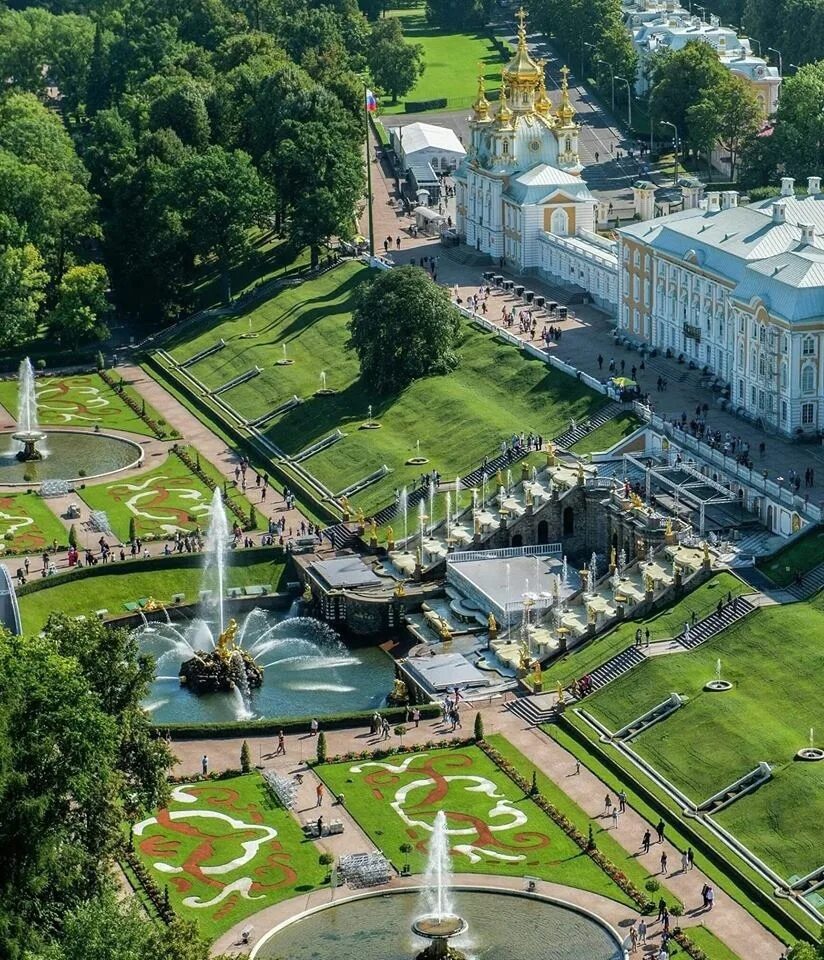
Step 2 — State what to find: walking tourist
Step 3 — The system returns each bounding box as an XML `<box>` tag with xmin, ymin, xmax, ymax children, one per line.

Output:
<box><xmin>276</xmin><ymin>730</ymin><xmax>285</xmax><ymax>755</ymax></box>
<box><xmin>201</xmin><ymin>754</ymin><xmax>208</xmax><ymax>776</ymax></box>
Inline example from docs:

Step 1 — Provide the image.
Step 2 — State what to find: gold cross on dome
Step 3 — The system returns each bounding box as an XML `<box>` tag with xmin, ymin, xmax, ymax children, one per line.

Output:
<box><xmin>516</xmin><ymin>6</ymin><xmax>527</xmax><ymax>30</ymax></box>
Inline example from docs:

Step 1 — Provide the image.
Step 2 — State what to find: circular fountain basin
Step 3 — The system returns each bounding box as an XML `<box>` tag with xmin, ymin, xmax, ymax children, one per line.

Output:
<box><xmin>705</xmin><ymin>680</ymin><xmax>733</xmax><ymax>692</ymax></box>
<box><xmin>0</xmin><ymin>430</ymin><xmax>142</xmax><ymax>484</ymax></box>
<box><xmin>253</xmin><ymin>889</ymin><xmax>624</xmax><ymax>960</ymax></box>
<box><xmin>796</xmin><ymin>748</ymin><xmax>824</xmax><ymax>761</ymax></box>
<box><xmin>412</xmin><ymin>916</ymin><xmax>468</xmax><ymax>939</ymax></box>
<box><xmin>137</xmin><ymin>608</ymin><xmax>395</xmax><ymax>725</ymax></box>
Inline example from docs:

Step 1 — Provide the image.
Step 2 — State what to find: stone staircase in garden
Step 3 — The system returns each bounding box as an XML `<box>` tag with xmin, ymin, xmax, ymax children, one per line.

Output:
<box><xmin>580</xmin><ymin>645</ymin><xmax>647</xmax><ymax>694</ymax></box>
<box><xmin>784</xmin><ymin>561</ymin><xmax>824</xmax><ymax>601</ymax></box>
<box><xmin>677</xmin><ymin>596</ymin><xmax>757</xmax><ymax>650</ymax></box>
<box><xmin>551</xmin><ymin>402</ymin><xmax>624</xmax><ymax>449</ymax></box>
<box><xmin>506</xmin><ymin>695</ymin><xmax>558</xmax><ymax>727</ymax></box>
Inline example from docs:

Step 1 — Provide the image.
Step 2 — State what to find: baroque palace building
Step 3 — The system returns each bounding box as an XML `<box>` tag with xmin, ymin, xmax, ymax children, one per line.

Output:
<box><xmin>619</xmin><ymin>178</ymin><xmax>824</xmax><ymax>436</ymax></box>
<box><xmin>454</xmin><ymin>9</ymin><xmax>618</xmax><ymax>309</ymax></box>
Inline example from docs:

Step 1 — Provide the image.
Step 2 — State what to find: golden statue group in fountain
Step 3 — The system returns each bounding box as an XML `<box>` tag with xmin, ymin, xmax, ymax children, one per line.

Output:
<box><xmin>179</xmin><ymin>616</ymin><xmax>263</xmax><ymax>695</ymax></box>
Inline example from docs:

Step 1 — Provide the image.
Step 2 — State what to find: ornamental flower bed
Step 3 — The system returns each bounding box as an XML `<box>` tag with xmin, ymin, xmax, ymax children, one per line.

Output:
<box><xmin>478</xmin><ymin>740</ymin><xmax>655</xmax><ymax>914</ymax></box>
<box><xmin>173</xmin><ymin>445</ymin><xmax>251</xmax><ymax>529</ymax></box>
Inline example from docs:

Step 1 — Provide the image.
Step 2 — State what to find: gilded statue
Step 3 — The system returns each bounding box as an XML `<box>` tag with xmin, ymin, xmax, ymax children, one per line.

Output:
<box><xmin>487</xmin><ymin>611</ymin><xmax>499</xmax><ymax>636</ymax></box>
<box><xmin>394</xmin><ymin>579</ymin><xmax>406</xmax><ymax>598</ymax></box>
<box><xmin>587</xmin><ymin>605</ymin><xmax>597</xmax><ymax>625</ymax></box>
<box><xmin>645</xmin><ymin>572</ymin><xmax>654</xmax><ymax>593</ymax></box>
<box><xmin>216</xmin><ymin>618</ymin><xmax>239</xmax><ymax>659</ymax></box>
<box><xmin>340</xmin><ymin>494</ymin><xmax>351</xmax><ymax>513</ymax></box>
<box><xmin>610</xmin><ymin>547</ymin><xmax>617</xmax><ymax>570</ymax></box>
<box><xmin>356</xmin><ymin>507</ymin><xmax>365</xmax><ymax>525</ymax></box>
<box><xmin>665</xmin><ymin>518</ymin><xmax>673</xmax><ymax>536</ymax></box>
<box><xmin>302</xmin><ymin>582</ymin><xmax>312</xmax><ymax>602</ymax></box>
<box><xmin>144</xmin><ymin>597</ymin><xmax>162</xmax><ymax>612</ymax></box>
<box><xmin>546</xmin><ymin>443</ymin><xmax>556</xmax><ymax>466</ymax></box>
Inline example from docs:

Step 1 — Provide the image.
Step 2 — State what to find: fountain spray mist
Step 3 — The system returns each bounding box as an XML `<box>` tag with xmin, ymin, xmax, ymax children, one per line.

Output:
<box><xmin>424</xmin><ymin>810</ymin><xmax>455</xmax><ymax>921</ymax></box>
<box><xmin>17</xmin><ymin>358</ymin><xmax>40</xmax><ymax>435</ymax></box>
<box><xmin>204</xmin><ymin>487</ymin><xmax>230</xmax><ymax>634</ymax></box>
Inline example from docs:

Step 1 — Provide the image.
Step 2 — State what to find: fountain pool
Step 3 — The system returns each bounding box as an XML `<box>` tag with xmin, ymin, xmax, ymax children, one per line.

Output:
<box><xmin>253</xmin><ymin>889</ymin><xmax>624</xmax><ymax>960</ymax></box>
<box><xmin>138</xmin><ymin>607</ymin><xmax>394</xmax><ymax>725</ymax></box>
<box><xmin>0</xmin><ymin>430</ymin><xmax>142</xmax><ymax>483</ymax></box>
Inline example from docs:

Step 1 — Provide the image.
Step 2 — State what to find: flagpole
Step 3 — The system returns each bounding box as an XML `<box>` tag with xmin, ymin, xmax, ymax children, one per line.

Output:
<box><xmin>364</xmin><ymin>83</ymin><xmax>375</xmax><ymax>258</ymax></box>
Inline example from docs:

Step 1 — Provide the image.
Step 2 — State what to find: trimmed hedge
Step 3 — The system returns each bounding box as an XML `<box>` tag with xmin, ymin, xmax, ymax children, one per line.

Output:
<box><xmin>404</xmin><ymin>97</ymin><xmax>447</xmax><ymax>112</ymax></box>
<box><xmin>15</xmin><ymin>546</ymin><xmax>288</xmax><ymax>599</ymax></box>
<box><xmin>157</xmin><ymin>703</ymin><xmax>440</xmax><ymax>739</ymax></box>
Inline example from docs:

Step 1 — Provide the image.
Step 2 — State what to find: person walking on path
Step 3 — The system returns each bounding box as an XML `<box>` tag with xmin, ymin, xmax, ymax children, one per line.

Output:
<box><xmin>201</xmin><ymin>754</ymin><xmax>208</xmax><ymax>776</ymax></box>
<box><xmin>310</xmin><ymin>718</ymin><xmax>319</xmax><ymax>737</ymax></box>
<box><xmin>637</xmin><ymin>919</ymin><xmax>647</xmax><ymax>944</ymax></box>
<box><xmin>706</xmin><ymin>885</ymin><xmax>715</xmax><ymax>910</ymax></box>
<box><xmin>276</xmin><ymin>730</ymin><xmax>285</xmax><ymax>755</ymax></box>
<box><xmin>642</xmin><ymin>829</ymin><xmax>651</xmax><ymax>853</ymax></box>
<box><xmin>681</xmin><ymin>850</ymin><xmax>689</xmax><ymax>873</ymax></box>
<box><xmin>687</xmin><ymin>846</ymin><xmax>694</xmax><ymax>870</ymax></box>
<box><xmin>656</xmin><ymin>818</ymin><xmax>666</xmax><ymax>843</ymax></box>
<box><xmin>657</xmin><ymin>898</ymin><xmax>667</xmax><ymax>922</ymax></box>
<box><xmin>611</xmin><ymin>807</ymin><xmax>619</xmax><ymax>829</ymax></box>
<box><xmin>618</xmin><ymin>790</ymin><xmax>627</xmax><ymax>813</ymax></box>
<box><xmin>629</xmin><ymin>926</ymin><xmax>638</xmax><ymax>952</ymax></box>
<box><xmin>316</xmin><ymin>783</ymin><xmax>324</xmax><ymax>807</ymax></box>
<box><xmin>660</xmin><ymin>850</ymin><xmax>668</xmax><ymax>874</ymax></box>
<box><xmin>604</xmin><ymin>793</ymin><xmax>612</xmax><ymax>816</ymax></box>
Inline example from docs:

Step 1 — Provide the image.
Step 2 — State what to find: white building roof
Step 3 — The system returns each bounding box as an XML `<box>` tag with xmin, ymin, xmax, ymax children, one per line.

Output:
<box><xmin>390</xmin><ymin>122</ymin><xmax>466</xmax><ymax>158</ymax></box>
<box><xmin>620</xmin><ymin>193</ymin><xmax>824</xmax><ymax>323</ymax></box>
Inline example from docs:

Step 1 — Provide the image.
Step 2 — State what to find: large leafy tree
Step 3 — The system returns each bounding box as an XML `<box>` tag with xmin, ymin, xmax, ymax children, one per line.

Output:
<box><xmin>49</xmin><ymin>262</ymin><xmax>110</xmax><ymax>347</ymax></box>
<box><xmin>425</xmin><ymin>0</ymin><xmax>494</xmax><ymax>29</ymax></box>
<box><xmin>740</xmin><ymin>61</ymin><xmax>824</xmax><ymax>186</ymax></box>
<box><xmin>650</xmin><ymin>40</ymin><xmax>732</xmax><ymax>155</ymax></box>
<box><xmin>687</xmin><ymin>73</ymin><xmax>761</xmax><ymax>180</ymax></box>
<box><xmin>348</xmin><ymin>265</ymin><xmax>462</xmax><ymax>393</ymax></box>
<box><xmin>367</xmin><ymin>17</ymin><xmax>424</xmax><ymax>104</ymax></box>
<box><xmin>173</xmin><ymin>145</ymin><xmax>275</xmax><ymax>299</ymax></box>
<box><xmin>0</xmin><ymin>233</ymin><xmax>48</xmax><ymax>347</ymax></box>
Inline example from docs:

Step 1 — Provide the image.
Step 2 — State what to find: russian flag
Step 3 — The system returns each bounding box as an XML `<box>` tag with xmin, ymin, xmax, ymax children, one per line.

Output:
<box><xmin>365</xmin><ymin>88</ymin><xmax>378</xmax><ymax>113</ymax></box>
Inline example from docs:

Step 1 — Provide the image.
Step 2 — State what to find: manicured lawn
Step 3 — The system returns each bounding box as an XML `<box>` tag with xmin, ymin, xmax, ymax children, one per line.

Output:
<box><xmin>131</xmin><ymin>774</ymin><xmax>325</xmax><ymax>941</ymax></box>
<box><xmin>162</xmin><ymin>262</ymin><xmax>607</xmax><ymax>516</ymax></box>
<box><xmin>674</xmin><ymin>927</ymin><xmax>742</xmax><ymax>960</ymax></box>
<box><xmin>570</xmin><ymin>411</ymin><xmax>642</xmax><ymax>454</ymax></box>
<box><xmin>189</xmin><ymin>232</ymin><xmax>311</xmax><ymax>312</ymax></box>
<box><xmin>546</xmin><ymin>573</ymin><xmax>751</xmax><ymax>689</ymax></box>
<box><xmin>485</xmin><ymin>734</ymin><xmax>680</xmax><ymax>907</ymax></box>
<box><xmin>0</xmin><ymin>492</ymin><xmax>66</xmax><ymax>556</ymax></box>
<box><xmin>0</xmin><ymin>372</ymin><xmax>163</xmax><ymax>437</ymax></box>
<box><xmin>379</xmin><ymin>6</ymin><xmax>505</xmax><ymax>114</ymax></box>
<box><xmin>17</xmin><ymin>551</ymin><xmax>287</xmax><ymax>633</ymax></box>
<box><xmin>79</xmin><ymin>448</ymin><xmax>257</xmax><ymax>541</ymax></box>
<box><xmin>582</xmin><ymin>600</ymin><xmax>824</xmax><ymax>878</ymax></box>
<box><xmin>317</xmin><ymin>745</ymin><xmax>633</xmax><ymax>905</ymax></box>
<box><xmin>758</xmin><ymin>527</ymin><xmax>824</xmax><ymax>586</ymax></box>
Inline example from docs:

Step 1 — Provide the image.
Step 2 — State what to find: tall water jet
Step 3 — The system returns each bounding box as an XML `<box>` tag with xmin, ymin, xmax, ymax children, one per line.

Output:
<box><xmin>400</xmin><ymin>486</ymin><xmax>409</xmax><ymax>548</ymax></box>
<box><xmin>177</xmin><ymin>489</ymin><xmax>262</xmax><ymax>700</ymax></box>
<box><xmin>412</xmin><ymin>811</ymin><xmax>467</xmax><ymax>960</ymax></box>
<box><xmin>204</xmin><ymin>487</ymin><xmax>230</xmax><ymax>634</ymax></box>
<box><xmin>12</xmin><ymin>357</ymin><xmax>47</xmax><ymax>461</ymax></box>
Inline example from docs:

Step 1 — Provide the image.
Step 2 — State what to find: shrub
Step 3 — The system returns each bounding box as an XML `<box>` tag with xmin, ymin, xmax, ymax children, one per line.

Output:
<box><xmin>249</xmin><ymin>504</ymin><xmax>257</xmax><ymax>528</ymax></box>
<box><xmin>474</xmin><ymin>711</ymin><xmax>484</xmax><ymax>741</ymax></box>
<box><xmin>240</xmin><ymin>739</ymin><xmax>251</xmax><ymax>773</ymax></box>
<box><xmin>68</xmin><ymin>524</ymin><xmax>78</xmax><ymax>549</ymax></box>
<box><xmin>36</xmin><ymin>359</ymin><xmax>46</xmax><ymax>370</ymax></box>
<box><xmin>319</xmin><ymin>851</ymin><xmax>334</xmax><ymax>867</ymax></box>
<box><xmin>530</xmin><ymin>769</ymin><xmax>538</xmax><ymax>796</ymax></box>
<box><xmin>129</xmin><ymin>517</ymin><xmax>137</xmax><ymax>542</ymax></box>
<box><xmin>645</xmin><ymin>878</ymin><xmax>661</xmax><ymax>894</ymax></box>
<box><xmin>96</xmin><ymin>350</ymin><xmax>105</xmax><ymax>370</ymax></box>
<box><xmin>317</xmin><ymin>730</ymin><xmax>327</xmax><ymax>763</ymax></box>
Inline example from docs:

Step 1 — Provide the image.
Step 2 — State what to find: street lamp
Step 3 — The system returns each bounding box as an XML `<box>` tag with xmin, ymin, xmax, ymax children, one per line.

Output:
<box><xmin>581</xmin><ymin>40</ymin><xmax>594</xmax><ymax>80</ymax></box>
<box><xmin>789</xmin><ymin>63</ymin><xmax>802</xmax><ymax>73</ymax></box>
<box><xmin>749</xmin><ymin>37</ymin><xmax>761</xmax><ymax>57</ymax></box>
<box><xmin>660</xmin><ymin>120</ymin><xmax>680</xmax><ymax>182</ymax></box>
<box><xmin>694</xmin><ymin>4</ymin><xmax>705</xmax><ymax>19</ymax></box>
<box><xmin>768</xmin><ymin>46</ymin><xmax>783</xmax><ymax>76</ymax></box>
<box><xmin>616</xmin><ymin>76</ymin><xmax>632</xmax><ymax>128</ymax></box>
<box><xmin>596</xmin><ymin>59</ymin><xmax>615</xmax><ymax>113</ymax></box>
<box><xmin>648</xmin><ymin>90</ymin><xmax>655</xmax><ymax>154</ymax></box>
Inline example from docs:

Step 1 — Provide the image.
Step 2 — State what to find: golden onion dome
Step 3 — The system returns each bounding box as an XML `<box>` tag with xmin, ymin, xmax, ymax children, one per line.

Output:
<box><xmin>534</xmin><ymin>76</ymin><xmax>553</xmax><ymax>117</ymax></box>
<box><xmin>496</xmin><ymin>82</ymin><xmax>514</xmax><ymax>127</ymax></box>
<box><xmin>472</xmin><ymin>72</ymin><xmax>491</xmax><ymax>121</ymax></box>
<box><xmin>503</xmin><ymin>7</ymin><xmax>543</xmax><ymax>86</ymax></box>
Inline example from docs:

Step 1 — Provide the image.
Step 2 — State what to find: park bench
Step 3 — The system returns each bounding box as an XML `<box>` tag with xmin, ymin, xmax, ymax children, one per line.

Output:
<box><xmin>243</xmin><ymin>584</ymin><xmax>268</xmax><ymax>596</ymax></box>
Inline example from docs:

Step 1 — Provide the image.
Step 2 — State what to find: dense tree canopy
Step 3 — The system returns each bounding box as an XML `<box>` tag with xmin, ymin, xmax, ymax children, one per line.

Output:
<box><xmin>367</xmin><ymin>17</ymin><xmax>424</xmax><ymax>104</ymax></box>
<box><xmin>740</xmin><ymin>62</ymin><xmax>824</xmax><ymax>187</ymax></box>
<box><xmin>0</xmin><ymin>615</ymin><xmax>174</xmax><ymax>957</ymax></box>
<box><xmin>348</xmin><ymin>265</ymin><xmax>462</xmax><ymax>393</ymax></box>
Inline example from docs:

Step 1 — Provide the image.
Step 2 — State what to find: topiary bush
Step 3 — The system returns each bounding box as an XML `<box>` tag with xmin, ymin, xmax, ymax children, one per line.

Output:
<box><xmin>240</xmin><ymin>739</ymin><xmax>251</xmax><ymax>773</ymax></box>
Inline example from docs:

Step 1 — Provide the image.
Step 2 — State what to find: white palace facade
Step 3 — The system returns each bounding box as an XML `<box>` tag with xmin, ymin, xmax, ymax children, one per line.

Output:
<box><xmin>619</xmin><ymin>178</ymin><xmax>824</xmax><ymax>437</ymax></box>
<box><xmin>453</xmin><ymin>10</ymin><xmax>618</xmax><ymax>309</ymax></box>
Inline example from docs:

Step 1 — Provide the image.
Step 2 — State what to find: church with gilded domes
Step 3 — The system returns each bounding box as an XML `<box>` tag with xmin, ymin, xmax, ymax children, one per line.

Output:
<box><xmin>454</xmin><ymin>8</ymin><xmax>611</xmax><ymax>296</ymax></box>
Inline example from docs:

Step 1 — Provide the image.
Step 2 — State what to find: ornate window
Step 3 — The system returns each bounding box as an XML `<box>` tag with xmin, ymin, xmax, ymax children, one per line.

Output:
<box><xmin>551</xmin><ymin>207</ymin><xmax>569</xmax><ymax>236</ymax></box>
<box><xmin>801</xmin><ymin>364</ymin><xmax>816</xmax><ymax>394</ymax></box>
<box><xmin>803</xmin><ymin>336</ymin><xmax>816</xmax><ymax>356</ymax></box>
